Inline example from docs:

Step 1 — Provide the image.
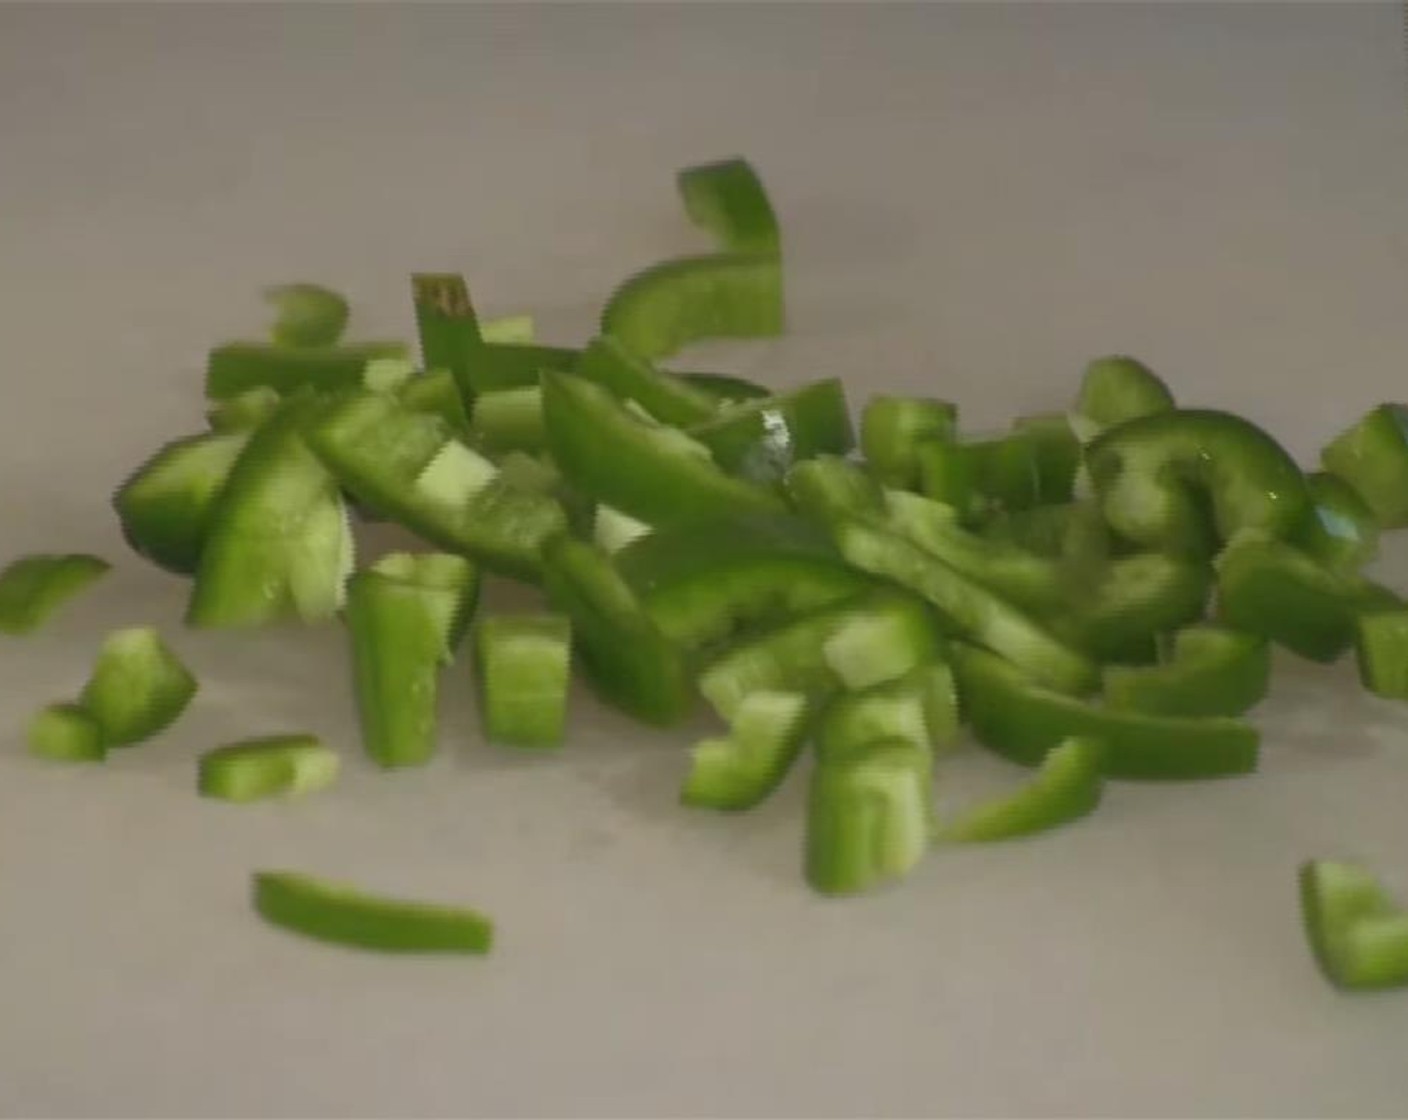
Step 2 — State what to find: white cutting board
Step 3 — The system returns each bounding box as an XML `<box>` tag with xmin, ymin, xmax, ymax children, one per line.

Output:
<box><xmin>3</xmin><ymin>4</ymin><xmax>1408</xmax><ymax>1116</ymax></box>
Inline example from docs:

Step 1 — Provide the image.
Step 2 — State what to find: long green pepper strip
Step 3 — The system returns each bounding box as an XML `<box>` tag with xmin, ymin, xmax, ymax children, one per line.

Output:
<box><xmin>206</xmin><ymin>340</ymin><xmax>408</xmax><ymax>400</ymax></box>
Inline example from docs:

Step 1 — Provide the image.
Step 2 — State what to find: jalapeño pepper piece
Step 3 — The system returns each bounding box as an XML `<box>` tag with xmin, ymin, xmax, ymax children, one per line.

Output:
<box><xmin>806</xmin><ymin>737</ymin><xmax>934</xmax><ymax>896</ymax></box>
<box><xmin>953</xmin><ymin>644</ymin><xmax>1258</xmax><ymax>780</ymax></box>
<box><xmin>1085</xmin><ymin>408</ymin><xmax>1308</xmax><ymax>556</ymax></box>
<box><xmin>1103</xmin><ymin>624</ymin><xmax>1270</xmax><ymax>717</ymax></box>
<box><xmin>541</xmin><ymin>372</ymin><xmax>783</xmax><ymax>525</ymax></box>
<box><xmin>600</xmin><ymin>253</ymin><xmax>783</xmax><ymax>361</ymax></box>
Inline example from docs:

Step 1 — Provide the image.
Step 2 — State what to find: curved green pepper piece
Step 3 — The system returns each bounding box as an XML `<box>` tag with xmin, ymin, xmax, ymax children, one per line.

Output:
<box><xmin>678</xmin><ymin>370</ymin><xmax>771</xmax><ymax>404</ymax></box>
<box><xmin>938</xmin><ymin>737</ymin><xmax>1105</xmax><ymax>843</ymax></box>
<box><xmin>677</xmin><ymin>157</ymin><xmax>780</xmax><ymax>256</ymax></box>
<box><xmin>265</xmin><ymin>283</ymin><xmax>350</xmax><ymax>348</ymax></box>
<box><xmin>1300</xmin><ymin>859</ymin><xmax>1408</xmax><ymax>991</ymax></box>
<box><xmin>815</xmin><ymin>662</ymin><xmax>959</xmax><ymax>763</ymax></box>
<box><xmin>1085</xmin><ymin>408</ymin><xmax>1308</xmax><ymax>556</ymax></box>
<box><xmin>1293</xmin><ymin>471</ymin><xmax>1379</xmax><ymax>572</ymax></box>
<box><xmin>1052</xmin><ymin>552</ymin><xmax>1212</xmax><ymax>665</ymax></box>
<box><xmin>576</xmin><ymin>335</ymin><xmax>718</xmax><ymax>427</ymax></box>
<box><xmin>682</xmin><ymin>690</ymin><xmax>810</xmax><ymax>811</ymax></box>
<box><xmin>953</xmin><ymin>644</ymin><xmax>1258</xmax><ymax>780</ymax></box>
<box><xmin>615</xmin><ymin>513</ymin><xmax>869</xmax><ymax>650</ymax></box>
<box><xmin>860</xmin><ymin>396</ymin><xmax>957</xmax><ymax>490</ymax></box>
<box><xmin>688</xmin><ymin>378</ymin><xmax>854</xmax><ymax>484</ymax></box>
<box><xmin>1320</xmin><ymin>403</ymin><xmax>1408</xmax><ymax>528</ymax></box>
<box><xmin>542</xmin><ymin>372</ymin><xmax>783</xmax><ymax>525</ymax></box>
<box><xmin>601</xmin><ymin>253</ymin><xmax>783</xmax><ymax>361</ymax></box>
<box><xmin>0</xmin><ymin>553</ymin><xmax>110</xmax><ymax>635</ymax></box>
<box><xmin>1103</xmin><ymin>625</ymin><xmax>1270</xmax><ymax>717</ymax></box>
<box><xmin>1072</xmin><ymin>355</ymin><xmax>1174</xmax><ymax>438</ymax></box>
<box><xmin>806</xmin><ymin>737</ymin><xmax>934</xmax><ymax>896</ymax></box>
<box><xmin>542</xmin><ymin>535</ymin><xmax>692</xmax><ymax>726</ymax></box>
<box><xmin>835</xmin><ymin>519</ymin><xmax>1098</xmax><ymax>696</ymax></box>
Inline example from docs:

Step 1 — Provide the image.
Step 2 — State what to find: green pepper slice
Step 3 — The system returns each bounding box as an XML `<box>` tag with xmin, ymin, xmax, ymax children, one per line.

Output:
<box><xmin>206</xmin><ymin>340</ymin><xmax>408</xmax><ymax>400</ymax></box>
<box><xmin>0</xmin><ymin>553</ymin><xmax>110</xmax><ymax>635</ymax></box>
<box><xmin>1320</xmin><ymin>403</ymin><xmax>1408</xmax><ymax>528</ymax></box>
<box><xmin>79</xmin><ymin>627</ymin><xmax>198</xmax><ymax>747</ymax></box>
<box><xmin>688</xmin><ymin>378</ymin><xmax>854</xmax><ymax>484</ymax></box>
<box><xmin>678</xmin><ymin>370</ymin><xmax>771</xmax><ymax>404</ymax></box>
<box><xmin>265</xmin><ymin>283</ymin><xmax>350</xmax><ymax>348</ymax></box>
<box><xmin>938</xmin><ymin>737</ymin><xmax>1105</xmax><ymax>843</ymax></box>
<box><xmin>1353</xmin><ymin>607</ymin><xmax>1408</xmax><ymax>699</ymax></box>
<box><xmin>681</xmin><ymin>690</ymin><xmax>810</xmax><ymax>811</ymax></box>
<box><xmin>860</xmin><ymin>396</ymin><xmax>957</xmax><ymax>490</ymax></box>
<box><xmin>575</xmin><ymin>335</ymin><xmax>719</xmax><ymax>427</ymax></box>
<box><xmin>27</xmin><ymin>702</ymin><xmax>105</xmax><ymax>763</ymax></box>
<box><xmin>1300</xmin><ymin>859</ymin><xmax>1408</xmax><ymax>991</ymax></box>
<box><xmin>676</xmin><ymin>157</ymin><xmax>781</xmax><ymax>256</ymax></box>
<box><xmin>815</xmin><ymin>662</ymin><xmax>960</xmax><ymax>763</ymax></box>
<box><xmin>474</xmin><ymin>614</ymin><xmax>573</xmax><ymax>748</ymax></box>
<box><xmin>1103</xmin><ymin>624</ymin><xmax>1270</xmax><ymax>717</ymax></box>
<box><xmin>1052</xmin><ymin>552</ymin><xmax>1212</xmax><ymax>665</ymax></box>
<box><xmin>953</xmin><ymin>644</ymin><xmax>1258</xmax><ymax>780</ymax></box>
<box><xmin>1293</xmin><ymin>470</ymin><xmax>1380</xmax><ymax>572</ymax></box>
<box><xmin>1072</xmin><ymin>355</ymin><xmax>1174</xmax><ymax>438</ymax></box>
<box><xmin>199</xmin><ymin>734</ymin><xmax>340</xmax><ymax>803</ymax></box>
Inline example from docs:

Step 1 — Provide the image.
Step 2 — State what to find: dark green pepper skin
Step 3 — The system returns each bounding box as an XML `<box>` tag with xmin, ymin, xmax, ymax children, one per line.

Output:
<box><xmin>1085</xmin><ymin>409</ymin><xmax>1309</xmax><ymax>556</ymax></box>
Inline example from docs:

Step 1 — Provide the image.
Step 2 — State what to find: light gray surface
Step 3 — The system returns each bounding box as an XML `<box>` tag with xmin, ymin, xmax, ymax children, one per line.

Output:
<box><xmin>3</xmin><ymin>3</ymin><xmax>1408</xmax><ymax>1116</ymax></box>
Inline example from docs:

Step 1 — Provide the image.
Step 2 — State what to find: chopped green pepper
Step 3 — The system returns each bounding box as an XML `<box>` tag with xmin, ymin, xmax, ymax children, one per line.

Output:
<box><xmin>265</xmin><ymin>283</ymin><xmax>350</xmax><ymax>348</ymax></box>
<box><xmin>253</xmin><ymin>870</ymin><xmax>494</xmax><ymax>955</ymax></box>
<box><xmin>1072</xmin><ymin>355</ymin><xmax>1174</xmax><ymax>438</ymax></box>
<box><xmin>474</xmin><ymin>613</ymin><xmax>572</xmax><ymax>748</ymax></box>
<box><xmin>411</xmin><ymin>273</ymin><xmax>481</xmax><ymax>380</ymax></box>
<box><xmin>938</xmin><ymin>737</ymin><xmax>1104</xmax><ymax>843</ymax></box>
<box><xmin>1052</xmin><ymin>552</ymin><xmax>1212</xmax><ymax>665</ymax></box>
<box><xmin>860</xmin><ymin>396</ymin><xmax>957</xmax><ymax>490</ymax></box>
<box><xmin>27</xmin><ymin>702</ymin><xmax>105</xmax><ymax>763</ymax></box>
<box><xmin>79</xmin><ymin>627</ymin><xmax>198</xmax><ymax>747</ymax></box>
<box><xmin>1353</xmin><ymin>608</ymin><xmax>1408</xmax><ymax>699</ymax></box>
<box><xmin>806</xmin><ymin>737</ymin><xmax>934</xmax><ymax>896</ymax></box>
<box><xmin>575</xmin><ymin>335</ymin><xmax>718</xmax><ymax>427</ymax></box>
<box><xmin>1320</xmin><ymin>404</ymin><xmax>1408</xmax><ymax>528</ymax></box>
<box><xmin>953</xmin><ymin>644</ymin><xmax>1258</xmax><ymax>780</ymax></box>
<box><xmin>1293</xmin><ymin>470</ymin><xmax>1380</xmax><ymax>572</ymax></box>
<box><xmin>398</xmin><ymin>368</ymin><xmax>470</xmax><ymax>434</ymax></box>
<box><xmin>542</xmin><ymin>371</ymin><xmax>783</xmax><ymax>525</ymax></box>
<box><xmin>1103</xmin><ymin>624</ymin><xmax>1270</xmax><ymax>717</ymax></box>
<box><xmin>0</xmin><ymin>553</ymin><xmax>110</xmax><ymax>635</ymax></box>
<box><xmin>1300</xmin><ymin>859</ymin><xmax>1408</xmax><ymax>991</ymax></box>
<box><xmin>681</xmin><ymin>690</ymin><xmax>810</xmax><ymax>811</ymax></box>
<box><xmin>470</xmin><ymin>386</ymin><xmax>546</xmax><ymax>454</ymax></box>
<box><xmin>601</xmin><ymin>253</ymin><xmax>783</xmax><ymax>361</ymax></box>
<box><xmin>206</xmin><ymin>340</ymin><xmax>408</xmax><ymax>400</ymax></box>
<box><xmin>206</xmin><ymin>386</ymin><xmax>283</xmax><ymax>432</ymax></box>
<box><xmin>676</xmin><ymin>157</ymin><xmax>780</xmax><ymax>256</ymax></box>
<box><xmin>1085</xmin><ymin>408</ymin><xmax>1308</xmax><ymax>556</ymax></box>
<box><xmin>199</xmin><ymin>734</ymin><xmax>340</xmax><ymax>802</ymax></box>
<box><xmin>1013</xmin><ymin>413</ymin><xmax>1082</xmax><ymax>505</ymax></box>
<box><xmin>688</xmin><ymin>378</ymin><xmax>854</xmax><ymax>484</ymax></box>
<box><xmin>785</xmin><ymin>455</ymin><xmax>886</xmax><ymax>527</ymax></box>
<box><xmin>815</xmin><ymin>662</ymin><xmax>960</xmax><ymax>763</ymax></box>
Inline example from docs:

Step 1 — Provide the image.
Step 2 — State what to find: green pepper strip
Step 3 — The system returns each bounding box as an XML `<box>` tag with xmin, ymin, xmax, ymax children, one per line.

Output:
<box><xmin>600</xmin><ymin>253</ymin><xmax>783</xmax><ymax>361</ymax></box>
<box><xmin>0</xmin><ymin>553</ymin><xmax>110</xmax><ymax>635</ymax></box>
<box><xmin>681</xmin><ymin>690</ymin><xmax>811</xmax><ymax>811</ymax></box>
<box><xmin>1293</xmin><ymin>470</ymin><xmax>1380</xmax><ymax>572</ymax></box>
<box><xmin>1300</xmin><ymin>859</ymin><xmax>1408</xmax><ymax>991</ymax></box>
<box><xmin>1103</xmin><ymin>624</ymin><xmax>1270</xmax><ymax>717</ymax></box>
<box><xmin>1013</xmin><ymin>413</ymin><xmax>1082</xmax><ymax>505</ymax></box>
<box><xmin>115</xmin><ymin>431</ymin><xmax>251</xmax><ymax>576</ymax></box>
<box><xmin>676</xmin><ymin>157</ymin><xmax>781</xmax><ymax>256</ymax></box>
<box><xmin>265</xmin><ymin>283</ymin><xmax>350</xmax><ymax>348</ymax></box>
<box><xmin>347</xmin><ymin>552</ymin><xmax>480</xmax><ymax>768</ymax></box>
<box><xmin>834</xmin><ymin>518</ymin><xmax>1098</xmax><ymax>696</ymax></box>
<box><xmin>914</xmin><ymin>428</ymin><xmax>1051</xmax><ymax>523</ymax></box>
<box><xmin>576</xmin><ymin>335</ymin><xmax>719</xmax><ymax>427</ymax></box>
<box><xmin>412</xmin><ymin>273</ymin><xmax>481</xmax><ymax>378</ymax></box>
<box><xmin>542</xmin><ymin>371</ymin><xmax>783</xmax><ymax>525</ymax></box>
<box><xmin>542</xmin><ymin>535</ymin><xmax>693</xmax><ymax>726</ymax></box>
<box><xmin>474</xmin><ymin>613</ymin><xmax>573</xmax><ymax>748</ymax></box>
<box><xmin>253</xmin><ymin>871</ymin><xmax>494</xmax><ymax>955</ymax></box>
<box><xmin>1085</xmin><ymin>408</ymin><xmax>1308</xmax><ymax>556</ymax></box>
<box><xmin>206</xmin><ymin>341</ymin><xmax>408</xmax><ymax>400</ymax></box>
<box><xmin>79</xmin><ymin>627</ymin><xmax>198</xmax><ymax>747</ymax></box>
<box><xmin>305</xmin><ymin>389</ymin><xmax>566</xmax><ymax>581</ymax></box>
<box><xmin>953</xmin><ymin>644</ymin><xmax>1258</xmax><ymax>781</ymax></box>
<box><xmin>1071</xmin><ymin>355</ymin><xmax>1174</xmax><ymax>439</ymax></box>
<box><xmin>688</xmin><ymin>378</ymin><xmax>854</xmax><ymax>484</ymax></box>
<box><xmin>806</xmin><ymin>737</ymin><xmax>934</xmax><ymax>896</ymax></box>
<box><xmin>860</xmin><ymin>396</ymin><xmax>957</xmax><ymax>491</ymax></box>
<box><xmin>470</xmin><ymin>386</ymin><xmax>546</xmax><ymax>454</ymax></box>
<box><xmin>27</xmin><ymin>702</ymin><xmax>105</xmax><ymax>763</ymax></box>
<box><xmin>815</xmin><ymin>662</ymin><xmax>960</xmax><ymax>763</ymax></box>
<box><xmin>938</xmin><ymin>737</ymin><xmax>1105</xmax><ymax>843</ymax></box>
<box><xmin>1353</xmin><ymin>607</ymin><xmax>1408</xmax><ymax>699</ymax></box>
<box><xmin>615</xmin><ymin>513</ymin><xmax>870</xmax><ymax>651</ymax></box>
<box><xmin>199</xmin><ymin>734</ymin><xmax>340</xmax><ymax>803</ymax></box>
<box><xmin>785</xmin><ymin>455</ymin><xmax>886</xmax><ymax>527</ymax></box>
<box><xmin>188</xmin><ymin>394</ymin><xmax>354</xmax><ymax>627</ymax></box>
<box><xmin>1320</xmin><ymin>403</ymin><xmax>1408</xmax><ymax>528</ymax></box>
<box><xmin>398</xmin><ymin>369</ymin><xmax>470</xmax><ymax>434</ymax></box>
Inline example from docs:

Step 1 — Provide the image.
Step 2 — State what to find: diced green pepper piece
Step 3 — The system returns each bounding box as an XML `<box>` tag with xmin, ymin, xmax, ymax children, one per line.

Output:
<box><xmin>542</xmin><ymin>372</ymin><xmax>783</xmax><ymax>525</ymax></box>
<box><xmin>576</xmin><ymin>335</ymin><xmax>719</xmax><ymax>427</ymax></box>
<box><xmin>953</xmin><ymin>644</ymin><xmax>1258</xmax><ymax>780</ymax></box>
<box><xmin>115</xmin><ymin>431</ymin><xmax>251</xmax><ymax>575</ymax></box>
<box><xmin>1073</xmin><ymin>355</ymin><xmax>1174</xmax><ymax>437</ymax></box>
<box><xmin>347</xmin><ymin>552</ymin><xmax>480</xmax><ymax>768</ymax></box>
<box><xmin>938</xmin><ymin>737</ymin><xmax>1104</xmax><ymax>842</ymax></box>
<box><xmin>681</xmin><ymin>690</ymin><xmax>809</xmax><ymax>811</ymax></box>
<box><xmin>265</xmin><ymin>283</ymin><xmax>350</xmax><ymax>348</ymax></box>
<box><xmin>253</xmin><ymin>870</ymin><xmax>494</xmax><ymax>955</ymax></box>
<box><xmin>615</xmin><ymin>513</ymin><xmax>869</xmax><ymax>650</ymax></box>
<box><xmin>676</xmin><ymin>157</ymin><xmax>780</xmax><ymax>256</ymax></box>
<box><xmin>689</xmin><ymin>378</ymin><xmax>854</xmax><ymax>484</ymax></box>
<box><xmin>1104</xmin><ymin>624</ymin><xmax>1270</xmax><ymax>717</ymax></box>
<box><xmin>198</xmin><ymin>734</ymin><xmax>340</xmax><ymax>802</ymax></box>
<box><xmin>1320</xmin><ymin>404</ymin><xmax>1408</xmax><ymax>528</ymax></box>
<box><xmin>542</xmin><ymin>536</ymin><xmax>692</xmax><ymax>726</ymax></box>
<box><xmin>79</xmin><ymin>627</ymin><xmax>197</xmax><ymax>747</ymax></box>
<box><xmin>206</xmin><ymin>341</ymin><xmax>408</xmax><ymax>400</ymax></box>
<box><xmin>601</xmin><ymin>253</ymin><xmax>783</xmax><ymax>361</ymax></box>
<box><xmin>188</xmin><ymin>395</ymin><xmax>354</xmax><ymax>627</ymax></box>
<box><xmin>1353</xmin><ymin>608</ymin><xmax>1408</xmax><ymax>698</ymax></box>
<box><xmin>474</xmin><ymin>614</ymin><xmax>572</xmax><ymax>748</ymax></box>
<box><xmin>27</xmin><ymin>702</ymin><xmax>105</xmax><ymax>763</ymax></box>
<box><xmin>835</xmin><ymin>519</ymin><xmax>1098</xmax><ymax>696</ymax></box>
<box><xmin>206</xmin><ymin>386</ymin><xmax>283</xmax><ymax>432</ymax></box>
<box><xmin>806</xmin><ymin>737</ymin><xmax>934</xmax><ymax>896</ymax></box>
<box><xmin>1293</xmin><ymin>470</ymin><xmax>1380</xmax><ymax>572</ymax></box>
<box><xmin>1300</xmin><ymin>859</ymin><xmax>1408</xmax><ymax>991</ymax></box>
<box><xmin>1052</xmin><ymin>552</ymin><xmax>1212</xmax><ymax>665</ymax></box>
<box><xmin>470</xmin><ymin>386</ymin><xmax>546</xmax><ymax>454</ymax></box>
<box><xmin>1085</xmin><ymin>408</ymin><xmax>1308</xmax><ymax>556</ymax></box>
<box><xmin>698</xmin><ymin>591</ymin><xmax>944</xmax><ymax>721</ymax></box>
<box><xmin>815</xmin><ymin>662</ymin><xmax>959</xmax><ymax>763</ymax></box>
<box><xmin>860</xmin><ymin>396</ymin><xmax>957</xmax><ymax>490</ymax></box>
<box><xmin>0</xmin><ymin>553</ymin><xmax>110</xmax><ymax>635</ymax></box>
